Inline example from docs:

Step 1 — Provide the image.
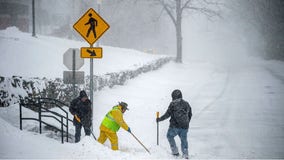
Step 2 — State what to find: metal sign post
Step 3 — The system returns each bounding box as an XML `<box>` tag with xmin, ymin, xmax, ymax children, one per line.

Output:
<box><xmin>72</xmin><ymin>49</ymin><xmax>76</xmax><ymax>98</ymax></box>
<box><xmin>89</xmin><ymin>2</ymin><xmax>101</xmax><ymax>132</ymax></box>
<box><xmin>90</xmin><ymin>44</ymin><xmax>94</xmax><ymax>131</ymax></box>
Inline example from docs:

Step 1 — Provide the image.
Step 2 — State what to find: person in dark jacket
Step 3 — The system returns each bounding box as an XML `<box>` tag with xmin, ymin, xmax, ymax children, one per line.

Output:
<box><xmin>69</xmin><ymin>90</ymin><xmax>92</xmax><ymax>143</ymax></box>
<box><xmin>156</xmin><ymin>89</ymin><xmax>192</xmax><ymax>159</ymax></box>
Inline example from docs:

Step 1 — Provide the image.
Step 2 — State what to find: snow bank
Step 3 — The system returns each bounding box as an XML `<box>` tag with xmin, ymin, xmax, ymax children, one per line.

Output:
<box><xmin>0</xmin><ymin>27</ymin><xmax>172</xmax><ymax>107</ymax></box>
<box><xmin>0</xmin><ymin>27</ymin><xmax>168</xmax><ymax>78</ymax></box>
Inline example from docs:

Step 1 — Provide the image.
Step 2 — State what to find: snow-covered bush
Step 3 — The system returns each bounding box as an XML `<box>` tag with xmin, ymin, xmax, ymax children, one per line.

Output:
<box><xmin>0</xmin><ymin>57</ymin><xmax>172</xmax><ymax>107</ymax></box>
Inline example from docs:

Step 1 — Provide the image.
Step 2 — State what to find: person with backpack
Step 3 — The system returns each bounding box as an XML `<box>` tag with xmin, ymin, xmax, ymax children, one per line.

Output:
<box><xmin>156</xmin><ymin>89</ymin><xmax>192</xmax><ymax>159</ymax></box>
<box><xmin>69</xmin><ymin>90</ymin><xmax>92</xmax><ymax>143</ymax></box>
<box><xmin>98</xmin><ymin>102</ymin><xmax>131</xmax><ymax>150</ymax></box>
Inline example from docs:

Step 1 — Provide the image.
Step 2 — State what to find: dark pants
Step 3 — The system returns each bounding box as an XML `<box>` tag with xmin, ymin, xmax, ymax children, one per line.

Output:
<box><xmin>74</xmin><ymin>121</ymin><xmax>91</xmax><ymax>143</ymax></box>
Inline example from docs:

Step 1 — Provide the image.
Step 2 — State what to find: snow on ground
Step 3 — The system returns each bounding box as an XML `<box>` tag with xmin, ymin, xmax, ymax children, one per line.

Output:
<box><xmin>0</xmin><ymin>60</ymin><xmax>227</xmax><ymax>159</ymax></box>
<box><xmin>1</xmin><ymin>58</ymin><xmax>284</xmax><ymax>159</ymax></box>
<box><xmin>0</xmin><ymin>27</ymin><xmax>166</xmax><ymax>78</ymax></box>
<box><xmin>1</xmin><ymin>27</ymin><xmax>284</xmax><ymax>159</ymax></box>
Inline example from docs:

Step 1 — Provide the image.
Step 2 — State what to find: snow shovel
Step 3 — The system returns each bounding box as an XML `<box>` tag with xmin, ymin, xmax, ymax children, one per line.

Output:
<box><xmin>90</xmin><ymin>130</ymin><xmax>97</xmax><ymax>140</ymax></box>
<box><xmin>156</xmin><ymin>111</ymin><xmax>159</xmax><ymax>145</ymax></box>
<box><xmin>75</xmin><ymin>115</ymin><xmax>97</xmax><ymax>140</ymax></box>
<box><xmin>130</xmin><ymin>132</ymin><xmax>151</xmax><ymax>154</ymax></box>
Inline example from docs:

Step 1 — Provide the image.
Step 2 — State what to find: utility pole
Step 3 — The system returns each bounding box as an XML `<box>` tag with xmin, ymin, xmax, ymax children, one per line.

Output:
<box><xmin>32</xmin><ymin>0</ymin><xmax>36</xmax><ymax>37</ymax></box>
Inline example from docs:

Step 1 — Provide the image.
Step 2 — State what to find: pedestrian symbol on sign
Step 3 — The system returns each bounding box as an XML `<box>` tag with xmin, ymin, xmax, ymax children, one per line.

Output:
<box><xmin>73</xmin><ymin>8</ymin><xmax>110</xmax><ymax>45</ymax></box>
<box><xmin>85</xmin><ymin>13</ymin><xmax>98</xmax><ymax>38</ymax></box>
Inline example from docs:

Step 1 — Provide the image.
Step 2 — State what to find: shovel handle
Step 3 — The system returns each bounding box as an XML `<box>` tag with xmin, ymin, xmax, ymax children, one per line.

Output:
<box><xmin>131</xmin><ymin>132</ymin><xmax>151</xmax><ymax>154</ymax></box>
<box><xmin>156</xmin><ymin>111</ymin><xmax>159</xmax><ymax>146</ymax></box>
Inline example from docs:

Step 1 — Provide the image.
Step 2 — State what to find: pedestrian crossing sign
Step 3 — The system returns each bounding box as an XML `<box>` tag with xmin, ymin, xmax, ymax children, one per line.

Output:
<box><xmin>73</xmin><ymin>8</ymin><xmax>110</xmax><ymax>45</ymax></box>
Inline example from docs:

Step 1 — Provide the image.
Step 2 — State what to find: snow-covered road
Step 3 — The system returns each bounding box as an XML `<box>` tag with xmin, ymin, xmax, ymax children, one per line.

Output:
<box><xmin>190</xmin><ymin>60</ymin><xmax>284</xmax><ymax>158</ymax></box>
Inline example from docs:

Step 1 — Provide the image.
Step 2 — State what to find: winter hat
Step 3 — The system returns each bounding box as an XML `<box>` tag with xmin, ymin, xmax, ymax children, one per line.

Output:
<box><xmin>171</xmin><ymin>89</ymin><xmax>182</xmax><ymax>100</ymax></box>
<box><xmin>119</xmin><ymin>101</ymin><xmax>128</xmax><ymax>110</ymax></box>
<box><xmin>79</xmin><ymin>90</ymin><xmax>88</xmax><ymax>98</ymax></box>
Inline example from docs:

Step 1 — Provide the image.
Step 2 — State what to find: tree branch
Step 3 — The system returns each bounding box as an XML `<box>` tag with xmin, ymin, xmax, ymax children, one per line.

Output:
<box><xmin>181</xmin><ymin>0</ymin><xmax>192</xmax><ymax>12</ymax></box>
<box><xmin>157</xmin><ymin>0</ymin><xmax>176</xmax><ymax>25</ymax></box>
<box><xmin>182</xmin><ymin>0</ymin><xmax>223</xmax><ymax>20</ymax></box>
<box><xmin>187</xmin><ymin>6</ymin><xmax>221</xmax><ymax>18</ymax></box>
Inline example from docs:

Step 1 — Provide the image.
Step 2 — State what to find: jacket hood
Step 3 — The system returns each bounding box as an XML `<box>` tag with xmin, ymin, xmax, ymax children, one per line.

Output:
<box><xmin>171</xmin><ymin>89</ymin><xmax>182</xmax><ymax>100</ymax></box>
<box><xmin>79</xmin><ymin>90</ymin><xmax>88</xmax><ymax>98</ymax></box>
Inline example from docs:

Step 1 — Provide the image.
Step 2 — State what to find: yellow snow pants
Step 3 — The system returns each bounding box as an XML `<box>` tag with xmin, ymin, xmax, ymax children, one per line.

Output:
<box><xmin>98</xmin><ymin>126</ymin><xmax>118</xmax><ymax>150</ymax></box>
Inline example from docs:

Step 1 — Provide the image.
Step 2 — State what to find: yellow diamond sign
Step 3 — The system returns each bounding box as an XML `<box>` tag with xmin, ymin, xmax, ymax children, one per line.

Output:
<box><xmin>73</xmin><ymin>8</ymin><xmax>110</xmax><ymax>45</ymax></box>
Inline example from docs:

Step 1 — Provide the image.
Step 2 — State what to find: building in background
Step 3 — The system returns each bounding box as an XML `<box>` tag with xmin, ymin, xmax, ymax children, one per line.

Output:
<box><xmin>0</xmin><ymin>0</ymin><xmax>29</xmax><ymax>32</ymax></box>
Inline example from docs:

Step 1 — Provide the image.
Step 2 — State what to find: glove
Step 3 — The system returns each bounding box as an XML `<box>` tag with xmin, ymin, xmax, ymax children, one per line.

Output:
<box><xmin>74</xmin><ymin>115</ymin><xmax>81</xmax><ymax>123</ymax></box>
<box><xmin>156</xmin><ymin>118</ymin><xmax>160</xmax><ymax>123</ymax></box>
<box><xmin>127</xmin><ymin>127</ymin><xmax>131</xmax><ymax>133</ymax></box>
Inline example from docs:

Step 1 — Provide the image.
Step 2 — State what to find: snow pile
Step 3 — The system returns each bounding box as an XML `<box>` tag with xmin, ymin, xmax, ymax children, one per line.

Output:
<box><xmin>0</xmin><ymin>27</ymin><xmax>171</xmax><ymax>107</ymax></box>
<box><xmin>0</xmin><ymin>26</ymin><xmax>169</xmax><ymax>78</ymax></box>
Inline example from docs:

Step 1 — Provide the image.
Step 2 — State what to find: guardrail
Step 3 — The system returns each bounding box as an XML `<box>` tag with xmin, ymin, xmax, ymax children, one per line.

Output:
<box><xmin>19</xmin><ymin>98</ymin><xmax>72</xmax><ymax>143</ymax></box>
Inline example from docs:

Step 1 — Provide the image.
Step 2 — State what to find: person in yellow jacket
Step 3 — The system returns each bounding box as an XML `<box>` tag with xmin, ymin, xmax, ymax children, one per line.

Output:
<box><xmin>98</xmin><ymin>102</ymin><xmax>131</xmax><ymax>150</ymax></box>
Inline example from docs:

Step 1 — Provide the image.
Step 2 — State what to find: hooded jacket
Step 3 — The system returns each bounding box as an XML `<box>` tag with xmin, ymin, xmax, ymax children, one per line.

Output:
<box><xmin>69</xmin><ymin>97</ymin><xmax>92</xmax><ymax>127</ymax></box>
<box><xmin>159</xmin><ymin>90</ymin><xmax>192</xmax><ymax>129</ymax></box>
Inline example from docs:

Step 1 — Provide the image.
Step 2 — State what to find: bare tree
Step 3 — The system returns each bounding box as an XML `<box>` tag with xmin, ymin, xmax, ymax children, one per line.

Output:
<box><xmin>154</xmin><ymin>0</ymin><xmax>221</xmax><ymax>63</ymax></box>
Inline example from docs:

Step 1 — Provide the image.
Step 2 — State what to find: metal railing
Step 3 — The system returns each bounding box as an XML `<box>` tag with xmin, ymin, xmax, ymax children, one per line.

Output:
<box><xmin>19</xmin><ymin>98</ymin><xmax>72</xmax><ymax>144</ymax></box>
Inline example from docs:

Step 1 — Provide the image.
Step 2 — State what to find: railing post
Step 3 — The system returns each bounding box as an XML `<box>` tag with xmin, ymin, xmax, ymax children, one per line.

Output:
<box><xmin>61</xmin><ymin>116</ymin><xmax>64</xmax><ymax>144</ymax></box>
<box><xmin>19</xmin><ymin>102</ymin><xmax>22</xmax><ymax>130</ymax></box>
<box><xmin>38</xmin><ymin>99</ymin><xmax>42</xmax><ymax>134</ymax></box>
<box><xmin>66</xmin><ymin>114</ymin><xmax>69</xmax><ymax>142</ymax></box>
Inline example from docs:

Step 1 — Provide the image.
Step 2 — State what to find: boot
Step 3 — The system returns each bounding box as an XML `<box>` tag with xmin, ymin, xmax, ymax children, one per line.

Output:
<box><xmin>182</xmin><ymin>154</ymin><xmax>189</xmax><ymax>159</ymax></box>
<box><xmin>173</xmin><ymin>153</ymin><xmax>180</xmax><ymax>157</ymax></box>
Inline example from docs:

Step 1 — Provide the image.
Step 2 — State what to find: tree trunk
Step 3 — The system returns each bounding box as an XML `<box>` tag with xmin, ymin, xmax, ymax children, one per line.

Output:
<box><xmin>175</xmin><ymin>0</ymin><xmax>182</xmax><ymax>63</ymax></box>
<box><xmin>176</xmin><ymin>19</ymin><xmax>182</xmax><ymax>63</ymax></box>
